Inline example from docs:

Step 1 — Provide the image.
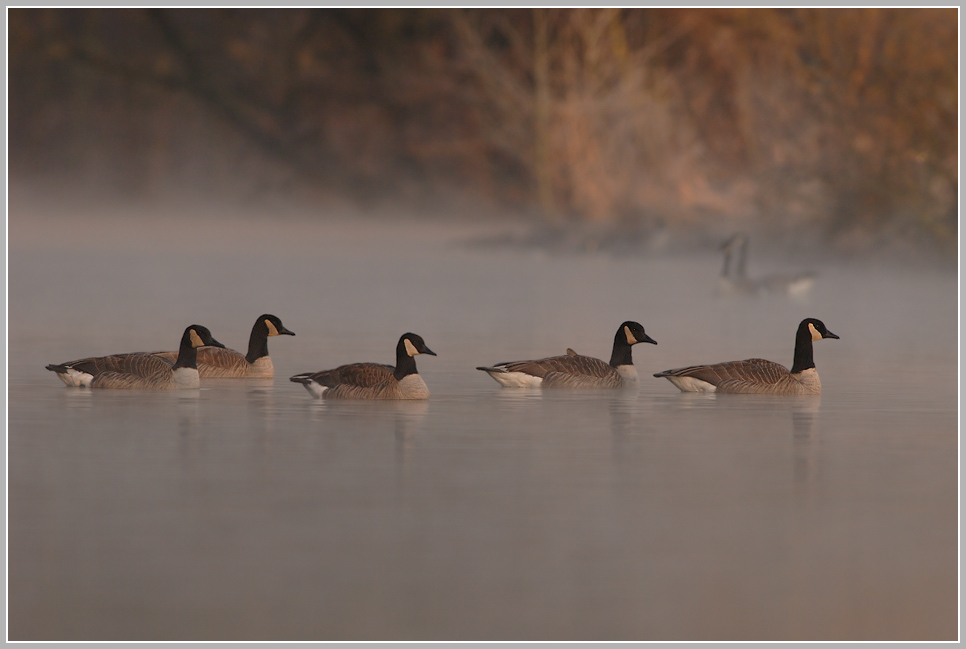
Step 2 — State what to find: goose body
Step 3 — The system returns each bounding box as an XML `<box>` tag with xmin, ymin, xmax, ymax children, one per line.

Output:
<box><xmin>654</xmin><ymin>318</ymin><xmax>838</xmax><ymax>395</ymax></box>
<box><xmin>46</xmin><ymin>325</ymin><xmax>225</xmax><ymax>390</ymax></box>
<box><xmin>290</xmin><ymin>333</ymin><xmax>436</xmax><ymax>400</ymax></box>
<box><xmin>152</xmin><ymin>314</ymin><xmax>294</xmax><ymax>378</ymax></box>
<box><xmin>717</xmin><ymin>233</ymin><xmax>817</xmax><ymax>297</ymax></box>
<box><xmin>477</xmin><ymin>321</ymin><xmax>657</xmax><ymax>389</ymax></box>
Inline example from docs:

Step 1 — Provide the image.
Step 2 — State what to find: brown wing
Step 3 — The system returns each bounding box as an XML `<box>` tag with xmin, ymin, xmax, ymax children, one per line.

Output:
<box><xmin>307</xmin><ymin>363</ymin><xmax>395</xmax><ymax>388</ymax></box>
<box><xmin>150</xmin><ymin>350</ymin><xmax>178</xmax><ymax>365</ymax></box>
<box><xmin>657</xmin><ymin>358</ymin><xmax>789</xmax><ymax>387</ymax></box>
<box><xmin>542</xmin><ymin>369</ymin><xmax>623</xmax><ymax>388</ymax></box>
<box><xmin>304</xmin><ymin>363</ymin><xmax>399</xmax><ymax>399</ymax></box>
<box><xmin>324</xmin><ymin>381</ymin><xmax>403</xmax><ymax>399</ymax></box>
<box><xmin>89</xmin><ymin>369</ymin><xmax>176</xmax><ymax>390</ymax></box>
<box><xmin>497</xmin><ymin>353</ymin><xmax>613</xmax><ymax>379</ymax></box>
<box><xmin>195</xmin><ymin>348</ymin><xmax>251</xmax><ymax>377</ymax></box>
<box><xmin>66</xmin><ymin>352</ymin><xmax>176</xmax><ymax>379</ymax></box>
<box><xmin>47</xmin><ymin>352</ymin><xmax>177</xmax><ymax>389</ymax></box>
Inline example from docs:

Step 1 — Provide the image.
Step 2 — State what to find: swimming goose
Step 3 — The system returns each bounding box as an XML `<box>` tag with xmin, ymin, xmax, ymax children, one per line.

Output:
<box><xmin>476</xmin><ymin>321</ymin><xmax>657</xmax><ymax>388</ymax></box>
<box><xmin>152</xmin><ymin>314</ymin><xmax>294</xmax><ymax>378</ymax></box>
<box><xmin>46</xmin><ymin>325</ymin><xmax>225</xmax><ymax>390</ymax></box>
<box><xmin>290</xmin><ymin>333</ymin><xmax>437</xmax><ymax>400</ymax></box>
<box><xmin>717</xmin><ymin>233</ymin><xmax>817</xmax><ymax>297</ymax></box>
<box><xmin>653</xmin><ymin>318</ymin><xmax>839</xmax><ymax>395</ymax></box>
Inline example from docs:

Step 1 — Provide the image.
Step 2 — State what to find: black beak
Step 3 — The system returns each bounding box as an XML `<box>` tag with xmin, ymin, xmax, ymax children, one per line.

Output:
<box><xmin>280</xmin><ymin>327</ymin><xmax>295</xmax><ymax>336</ymax></box>
<box><xmin>422</xmin><ymin>347</ymin><xmax>437</xmax><ymax>356</ymax></box>
<box><xmin>209</xmin><ymin>337</ymin><xmax>227</xmax><ymax>349</ymax></box>
<box><xmin>825</xmin><ymin>331</ymin><xmax>839</xmax><ymax>340</ymax></box>
<box><xmin>640</xmin><ymin>333</ymin><xmax>658</xmax><ymax>345</ymax></box>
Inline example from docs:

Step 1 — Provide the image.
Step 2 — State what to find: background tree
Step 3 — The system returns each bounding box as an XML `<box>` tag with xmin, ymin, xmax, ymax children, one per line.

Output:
<box><xmin>8</xmin><ymin>8</ymin><xmax>957</xmax><ymax>251</ymax></box>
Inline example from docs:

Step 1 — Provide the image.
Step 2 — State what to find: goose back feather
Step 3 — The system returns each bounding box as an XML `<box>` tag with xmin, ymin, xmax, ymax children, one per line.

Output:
<box><xmin>654</xmin><ymin>318</ymin><xmax>838</xmax><ymax>395</ymax></box>
<box><xmin>477</xmin><ymin>321</ymin><xmax>657</xmax><ymax>389</ymax></box>
<box><xmin>290</xmin><ymin>333</ymin><xmax>435</xmax><ymax>400</ymax></box>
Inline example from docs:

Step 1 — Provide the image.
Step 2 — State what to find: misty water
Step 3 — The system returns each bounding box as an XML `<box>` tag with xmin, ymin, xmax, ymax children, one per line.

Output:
<box><xmin>8</xmin><ymin>207</ymin><xmax>958</xmax><ymax>640</ymax></box>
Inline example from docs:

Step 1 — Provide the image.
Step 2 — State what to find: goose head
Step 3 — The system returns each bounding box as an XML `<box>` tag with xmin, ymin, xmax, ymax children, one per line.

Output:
<box><xmin>399</xmin><ymin>333</ymin><xmax>437</xmax><ymax>357</ymax></box>
<box><xmin>802</xmin><ymin>318</ymin><xmax>839</xmax><ymax>341</ymax></box>
<box><xmin>619</xmin><ymin>321</ymin><xmax>657</xmax><ymax>346</ymax></box>
<box><xmin>185</xmin><ymin>325</ymin><xmax>226</xmax><ymax>349</ymax></box>
<box><xmin>259</xmin><ymin>314</ymin><xmax>295</xmax><ymax>337</ymax></box>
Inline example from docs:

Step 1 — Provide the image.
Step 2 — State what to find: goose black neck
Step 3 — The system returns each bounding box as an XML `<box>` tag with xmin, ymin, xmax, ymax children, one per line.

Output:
<box><xmin>609</xmin><ymin>330</ymin><xmax>634</xmax><ymax>368</ymax></box>
<box><xmin>172</xmin><ymin>332</ymin><xmax>199</xmax><ymax>370</ymax></box>
<box><xmin>790</xmin><ymin>323</ymin><xmax>815</xmax><ymax>374</ymax></box>
<box><xmin>393</xmin><ymin>341</ymin><xmax>419</xmax><ymax>381</ymax></box>
<box><xmin>245</xmin><ymin>322</ymin><xmax>270</xmax><ymax>364</ymax></box>
<box><xmin>736</xmin><ymin>238</ymin><xmax>748</xmax><ymax>277</ymax></box>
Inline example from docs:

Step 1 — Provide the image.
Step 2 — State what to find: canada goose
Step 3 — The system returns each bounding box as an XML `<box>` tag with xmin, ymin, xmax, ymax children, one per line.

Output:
<box><xmin>290</xmin><ymin>332</ymin><xmax>437</xmax><ymax>400</ymax></box>
<box><xmin>653</xmin><ymin>318</ymin><xmax>839</xmax><ymax>395</ymax></box>
<box><xmin>46</xmin><ymin>325</ymin><xmax>225</xmax><ymax>390</ymax></box>
<box><xmin>476</xmin><ymin>321</ymin><xmax>657</xmax><ymax>388</ymax></box>
<box><xmin>152</xmin><ymin>314</ymin><xmax>294</xmax><ymax>378</ymax></box>
<box><xmin>717</xmin><ymin>233</ymin><xmax>817</xmax><ymax>297</ymax></box>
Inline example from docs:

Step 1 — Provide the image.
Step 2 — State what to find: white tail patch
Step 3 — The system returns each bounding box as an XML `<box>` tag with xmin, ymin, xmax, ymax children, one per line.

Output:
<box><xmin>404</xmin><ymin>338</ymin><xmax>419</xmax><ymax>357</ymax></box>
<box><xmin>624</xmin><ymin>325</ymin><xmax>636</xmax><ymax>345</ymax></box>
<box><xmin>189</xmin><ymin>329</ymin><xmax>205</xmax><ymax>348</ymax></box>
<box><xmin>485</xmin><ymin>370</ymin><xmax>544</xmax><ymax>388</ymax></box>
<box><xmin>265</xmin><ymin>319</ymin><xmax>279</xmax><ymax>336</ymax></box>
<box><xmin>299</xmin><ymin>380</ymin><xmax>328</xmax><ymax>399</ymax></box>
<box><xmin>665</xmin><ymin>375</ymin><xmax>717</xmax><ymax>392</ymax></box>
<box><xmin>808</xmin><ymin>323</ymin><xmax>822</xmax><ymax>341</ymax></box>
<box><xmin>61</xmin><ymin>368</ymin><xmax>93</xmax><ymax>387</ymax></box>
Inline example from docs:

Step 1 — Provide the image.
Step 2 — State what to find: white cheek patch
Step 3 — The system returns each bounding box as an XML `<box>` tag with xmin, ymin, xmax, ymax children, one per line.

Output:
<box><xmin>265</xmin><ymin>320</ymin><xmax>279</xmax><ymax>336</ymax></box>
<box><xmin>624</xmin><ymin>326</ymin><xmax>636</xmax><ymax>345</ymax></box>
<box><xmin>189</xmin><ymin>329</ymin><xmax>205</xmax><ymax>348</ymax></box>
<box><xmin>808</xmin><ymin>323</ymin><xmax>822</xmax><ymax>341</ymax></box>
<box><xmin>404</xmin><ymin>338</ymin><xmax>420</xmax><ymax>357</ymax></box>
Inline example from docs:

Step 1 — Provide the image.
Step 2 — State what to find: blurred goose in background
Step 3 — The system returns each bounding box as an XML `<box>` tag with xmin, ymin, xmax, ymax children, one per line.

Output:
<box><xmin>290</xmin><ymin>332</ymin><xmax>436</xmax><ymax>400</ymax></box>
<box><xmin>152</xmin><ymin>314</ymin><xmax>294</xmax><ymax>378</ymax></box>
<box><xmin>717</xmin><ymin>232</ymin><xmax>817</xmax><ymax>297</ymax></box>
<box><xmin>477</xmin><ymin>321</ymin><xmax>657</xmax><ymax>388</ymax></box>
<box><xmin>653</xmin><ymin>317</ymin><xmax>838</xmax><ymax>395</ymax></box>
<box><xmin>46</xmin><ymin>325</ymin><xmax>225</xmax><ymax>390</ymax></box>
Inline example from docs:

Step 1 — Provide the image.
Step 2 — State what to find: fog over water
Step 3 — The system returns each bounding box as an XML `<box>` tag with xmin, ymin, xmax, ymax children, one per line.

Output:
<box><xmin>7</xmin><ymin>200</ymin><xmax>958</xmax><ymax>640</ymax></box>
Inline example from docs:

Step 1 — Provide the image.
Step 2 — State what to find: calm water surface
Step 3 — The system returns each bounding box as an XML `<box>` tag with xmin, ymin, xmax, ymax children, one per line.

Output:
<box><xmin>8</xmin><ymin>210</ymin><xmax>958</xmax><ymax>640</ymax></box>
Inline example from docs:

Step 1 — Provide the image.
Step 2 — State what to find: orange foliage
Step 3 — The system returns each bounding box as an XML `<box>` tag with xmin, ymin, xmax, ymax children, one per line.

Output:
<box><xmin>7</xmin><ymin>8</ymin><xmax>958</xmax><ymax>246</ymax></box>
